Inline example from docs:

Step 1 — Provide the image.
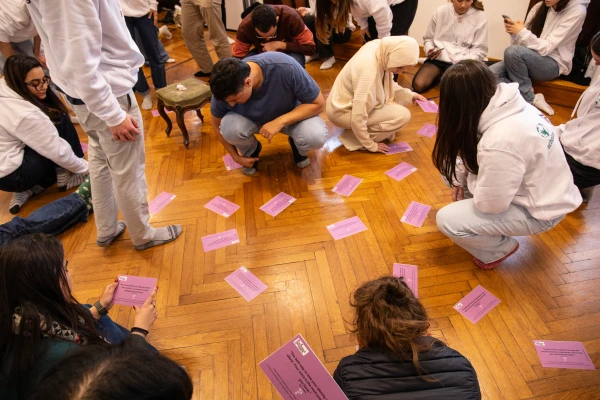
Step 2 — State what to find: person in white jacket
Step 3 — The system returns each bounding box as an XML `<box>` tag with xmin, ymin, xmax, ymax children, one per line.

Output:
<box><xmin>433</xmin><ymin>60</ymin><xmax>582</xmax><ymax>270</ymax></box>
<box><xmin>412</xmin><ymin>0</ymin><xmax>488</xmax><ymax>94</ymax></box>
<box><xmin>558</xmin><ymin>31</ymin><xmax>600</xmax><ymax>202</ymax></box>
<box><xmin>25</xmin><ymin>0</ymin><xmax>182</xmax><ymax>251</ymax></box>
<box><xmin>0</xmin><ymin>55</ymin><xmax>88</xmax><ymax>214</ymax></box>
<box><xmin>352</xmin><ymin>0</ymin><xmax>418</xmax><ymax>43</ymax></box>
<box><xmin>490</xmin><ymin>0</ymin><xmax>589</xmax><ymax>116</ymax></box>
<box><xmin>120</xmin><ymin>0</ymin><xmax>168</xmax><ymax>110</ymax></box>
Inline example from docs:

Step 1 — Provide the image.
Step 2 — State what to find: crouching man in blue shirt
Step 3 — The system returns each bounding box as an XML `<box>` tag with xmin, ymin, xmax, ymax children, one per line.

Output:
<box><xmin>210</xmin><ymin>53</ymin><xmax>328</xmax><ymax>175</ymax></box>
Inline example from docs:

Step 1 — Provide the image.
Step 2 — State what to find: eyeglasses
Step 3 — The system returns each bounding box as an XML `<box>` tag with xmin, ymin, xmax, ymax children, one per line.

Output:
<box><xmin>256</xmin><ymin>28</ymin><xmax>277</xmax><ymax>40</ymax></box>
<box><xmin>25</xmin><ymin>75</ymin><xmax>51</xmax><ymax>91</ymax></box>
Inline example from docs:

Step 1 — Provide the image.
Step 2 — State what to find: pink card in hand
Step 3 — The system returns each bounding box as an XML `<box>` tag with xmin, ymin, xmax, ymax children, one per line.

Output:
<box><xmin>400</xmin><ymin>201</ymin><xmax>431</xmax><ymax>227</ymax></box>
<box><xmin>453</xmin><ymin>285</ymin><xmax>500</xmax><ymax>324</ymax></box>
<box><xmin>386</xmin><ymin>142</ymin><xmax>413</xmax><ymax>155</ymax></box>
<box><xmin>332</xmin><ymin>175</ymin><xmax>362</xmax><ymax>197</ymax></box>
<box><xmin>204</xmin><ymin>196</ymin><xmax>240</xmax><ymax>218</ymax></box>
<box><xmin>223</xmin><ymin>154</ymin><xmax>242</xmax><ymax>171</ymax></box>
<box><xmin>260</xmin><ymin>192</ymin><xmax>296</xmax><ymax>217</ymax></box>
<box><xmin>327</xmin><ymin>216</ymin><xmax>367</xmax><ymax>240</ymax></box>
<box><xmin>417</xmin><ymin>100</ymin><xmax>439</xmax><ymax>113</ymax></box>
<box><xmin>148</xmin><ymin>192</ymin><xmax>176</xmax><ymax>214</ymax></box>
<box><xmin>113</xmin><ymin>275</ymin><xmax>157</xmax><ymax>307</ymax></box>
<box><xmin>224</xmin><ymin>266</ymin><xmax>268</xmax><ymax>301</ymax></box>
<box><xmin>417</xmin><ymin>123</ymin><xmax>437</xmax><ymax>138</ymax></box>
<box><xmin>80</xmin><ymin>142</ymin><xmax>88</xmax><ymax>153</ymax></box>
<box><xmin>533</xmin><ymin>340</ymin><xmax>596</xmax><ymax>370</ymax></box>
<box><xmin>393</xmin><ymin>264</ymin><xmax>418</xmax><ymax>297</ymax></box>
<box><xmin>386</xmin><ymin>162</ymin><xmax>417</xmax><ymax>182</ymax></box>
<box><xmin>202</xmin><ymin>229</ymin><xmax>240</xmax><ymax>252</ymax></box>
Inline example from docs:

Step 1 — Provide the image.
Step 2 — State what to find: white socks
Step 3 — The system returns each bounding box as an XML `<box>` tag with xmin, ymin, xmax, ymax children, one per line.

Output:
<box><xmin>142</xmin><ymin>94</ymin><xmax>153</xmax><ymax>110</ymax></box>
<box><xmin>533</xmin><ymin>93</ymin><xmax>555</xmax><ymax>116</ymax></box>
<box><xmin>159</xmin><ymin>25</ymin><xmax>172</xmax><ymax>39</ymax></box>
<box><xmin>135</xmin><ymin>225</ymin><xmax>183</xmax><ymax>251</ymax></box>
<box><xmin>320</xmin><ymin>56</ymin><xmax>336</xmax><ymax>70</ymax></box>
<box><xmin>305</xmin><ymin>54</ymin><xmax>318</xmax><ymax>64</ymax></box>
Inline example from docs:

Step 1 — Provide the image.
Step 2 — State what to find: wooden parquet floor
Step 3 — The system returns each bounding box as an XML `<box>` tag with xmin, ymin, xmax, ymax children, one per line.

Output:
<box><xmin>1</xmin><ymin>28</ymin><xmax>599</xmax><ymax>399</ymax></box>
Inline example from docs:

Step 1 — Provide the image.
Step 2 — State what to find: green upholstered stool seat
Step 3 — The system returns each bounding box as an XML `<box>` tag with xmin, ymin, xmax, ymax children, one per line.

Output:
<box><xmin>155</xmin><ymin>78</ymin><xmax>212</xmax><ymax>148</ymax></box>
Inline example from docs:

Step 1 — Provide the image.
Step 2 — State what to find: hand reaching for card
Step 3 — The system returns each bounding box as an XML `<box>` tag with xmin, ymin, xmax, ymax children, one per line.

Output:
<box><xmin>412</xmin><ymin>93</ymin><xmax>427</xmax><ymax>105</ymax></box>
<box><xmin>133</xmin><ymin>287</ymin><xmax>158</xmax><ymax>332</ymax></box>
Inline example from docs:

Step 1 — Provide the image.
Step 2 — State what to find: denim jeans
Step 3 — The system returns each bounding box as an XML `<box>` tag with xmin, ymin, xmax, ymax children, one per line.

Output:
<box><xmin>489</xmin><ymin>45</ymin><xmax>560</xmax><ymax>103</ymax></box>
<box><xmin>245</xmin><ymin>49</ymin><xmax>306</xmax><ymax>68</ymax></box>
<box><xmin>0</xmin><ymin>193</ymin><xmax>88</xmax><ymax>246</ymax></box>
<box><xmin>436</xmin><ymin>198</ymin><xmax>564</xmax><ymax>263</ymax></box>
<box><xmin>219</xmin><ymin>112</ymin><xmax>328</xmax><ymax>157</ymax></box>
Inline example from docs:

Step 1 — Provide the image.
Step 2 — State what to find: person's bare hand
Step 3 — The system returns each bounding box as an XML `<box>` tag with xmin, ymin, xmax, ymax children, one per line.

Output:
<box><xmin>375</xmin><ymin>143</ymin><xmax>390</xmax><ymax>153</ymax></box>
<box><xmin>451</xmin><ymin>186</ymin><xmax>464</xmax><ymax>202</ymax></box>
<box><xmin>412</xmin><ymin>93</ymin><xmax>427</xmax><ymax>105</ymax></box>
<box><xmin>234</xmin><ymin>154</ymin><xmax>260</xmax><ymax>168</ymax></box>
<box><xmin>99</xmin><ymin>281</ymin><xmax>118</xmax><ymax>311</ymax></box>
<box><xmin>260</xmin><ymin>119</ymin><xmax>284</xmax><ymax>143</ymax></box>
<box><xmin>297</xmin><ymin>7</ymin><xmax>308</xmax><ymax>18</ymax></box>
<box><xmin>261</xmin><ymin>41</ymin><xmax>285</xmax><ymax>52</ymax></box>
<box><xmin>133</xmin><ymin>287</ymin><xmax>158</xmax><ymax>331</ymax></box>
<box><xmin>148</xmin><ymin>9</ymin><xmax>158</xmax><ymax>26</ymax></box>
<box><xmin>35</xmin><ymin>53</ymin><xmax>47</xmax><ymax>69</ymax></box>
<box><xmin>360</xmin><ymin>28</ymin><xmax>371</xmax><ymax>43</ymax></box>
<box><xmin>505</xmin><ymin>20</ymin><xmax>524</xmax><ymax>35</ymax></box>
<box><xmin>109</xmin><ymin>114</ymin><xmax>141</xmax><ymax>142</ymax></box>
<box><xmin>428</xmin><ymin>48</ymin><xmax>442</xmax><ymax>60</ymax></box>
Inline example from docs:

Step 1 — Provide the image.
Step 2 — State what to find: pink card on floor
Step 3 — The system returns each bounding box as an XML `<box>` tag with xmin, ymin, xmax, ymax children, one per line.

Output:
<box><xmin>260</xmin><ymin>192</ymin><xmax>296</xmax><ymax>217</ymax></box>
<box><xmin>400</xmin><ymin>201</ymin><xmax>431</xmax><ymax>227</ymax></box>
<box><xmin>386</xmin><ymin>142</ymin><xmax>413</xmax><ymax>155</ymax></box>
<box><xmin>393</xmin><ymin>263</ymin><xmax>418</xmax><ymax>297</ymax></box>
<box><xmin>386</xmin><ymin>162</ymin><xmax>417</xmax><ymax>182</ymax></box>
<box><xmin>533</xmin><ymin>340</ymin><xmax>596</xmax><ymax>370</ymax></box>
<box><xmin>113</xmin><ymin>275</ymin><xmax>157</xmax><ymax>307</ymax></box>
<box><xmin>151</xmin><ymin>108</ymin><xmax>173</xmax><ymax>117</ymax></box>
<box><xmin>224</xmin><ymin>266</ymin><xmax>268</xmax><ymax>301</ymax></box>
<box><xmin>80</xmin><ymin>142</ymin><xmax>88</xmax><ymax>153</ymax></box>
<box><xmin>453</xmin><ymin>285</ymin><xmax>501</xmax><ymax>324</ymax></box>
<box><xmin>416</xmin><ymin>100</ymin><xmax>439</xmax><ymax>113</ymax></box>
<box><xmin>148</xmin><ymin>192</ymin><xmax>176</xmax><ymax>214</ymax></box>
<box><xmin>223</xmin><ymin>154</ymin><xmax>243</xmax><ymax>171</ymax></box>
<box><xmin>327</xmin><ymin>216</ymin><xmax>367</xmax><ymax>240</ymax></box>
<box><xmin>332</xmin><ymin>174</ymin><xmax>362</xmax><ymax>196</ymax></box>
<box><xmin>259</xmin><ymin>334</ymin><xmax>347</xmax><ymax>400</ymax></box>
<box><xmin>204</xmin><ymin>196</ymin><xmax>240</xmax><ymax>218</ymax></box>
<box><xmin>201</xmin><ymin>229</ymin><xmax>240</xmax><ymax>252</ymax></box>
<box><xmin>417</xmin><ymin>123</ymin><xmax>437</xmax><ymax>138</ymax></box>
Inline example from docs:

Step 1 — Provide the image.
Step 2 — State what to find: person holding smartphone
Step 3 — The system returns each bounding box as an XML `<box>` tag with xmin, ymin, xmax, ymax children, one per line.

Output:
<box><xmin>412</xmin><ymin>0</ymin><xmax>488</xmax><ymax>94</ymax></box>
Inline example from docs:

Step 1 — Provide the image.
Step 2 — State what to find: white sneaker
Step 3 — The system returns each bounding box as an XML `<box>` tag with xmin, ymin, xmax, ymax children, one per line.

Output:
<box><xmin>227</xmin><ymin>36</ymin><xmax>235</xmax><ymax>45</ymax></box>
<box><xmin>320</xmin><ymin>56</ymin><xmax>336</xmax><ymax>70</ymax></box>
<box><xmin>305</xmin><ymin>54</ymin><xmax>318</xmax><ymax>64</ymax></box>
<box><xmin>142</xmin><ymin>94</ymin><xmax>153</xmax><ymax>110</ymax></box>
<box><xmin>166</xmin><ymin>58</ymin><xmax>175</xmax><ymax>63</ymax></box>
<box><xmin>159</xmin><ymin>25</ymin><xmax>172</xmax><ymax>39</ymax></box>
<box><xmin>532</xmin><ymin>93</ymin><xmax>555</xmax><ymax>116</ymax></box>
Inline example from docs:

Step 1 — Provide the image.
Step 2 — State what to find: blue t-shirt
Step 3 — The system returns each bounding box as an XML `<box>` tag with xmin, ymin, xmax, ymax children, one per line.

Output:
<box><xmin>210</xmin><ymin>53</ymin><xmax>321</xmax><ymax>125</ymax></box>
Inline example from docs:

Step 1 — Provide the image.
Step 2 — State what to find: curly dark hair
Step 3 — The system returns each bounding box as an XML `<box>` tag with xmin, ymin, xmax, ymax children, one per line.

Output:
<box><xmin>251</xmin><ymin>4</ymin><xmax>277</xmax><ymax>33</ymax></box>
<box><xmin>209</xmin><ymin>58</ymin><xmax>251</xmax><ymax>101</ymax></box>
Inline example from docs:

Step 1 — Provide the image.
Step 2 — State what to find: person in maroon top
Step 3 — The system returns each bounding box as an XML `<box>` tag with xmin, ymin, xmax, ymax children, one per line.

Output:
<box><xmin>232</xmin><ymin>4</ymin><xmax>316</xmax><ymax>68</ymax></box>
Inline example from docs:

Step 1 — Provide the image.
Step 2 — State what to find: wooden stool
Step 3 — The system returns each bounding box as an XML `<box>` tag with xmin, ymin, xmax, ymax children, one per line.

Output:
<box><xmin>156</xmin><ymin>78</ymin><xmax>212</xmax><ymax>148</ymax></box>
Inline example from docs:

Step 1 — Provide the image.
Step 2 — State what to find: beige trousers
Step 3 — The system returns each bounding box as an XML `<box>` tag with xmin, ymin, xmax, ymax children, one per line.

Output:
<box><xmin>181</xmin><ymin>0</ymin><xmax>232</xmax><ymax>73</ymax></box>
<box><xmin>327</xmin><ymin>96</ymin><xmax>411</xmax><ymax>151</ymax></box>
<box><xmin>67</xmin><ymin>92</ymin><xmax>155</xmax><ymax>246</ymax></box>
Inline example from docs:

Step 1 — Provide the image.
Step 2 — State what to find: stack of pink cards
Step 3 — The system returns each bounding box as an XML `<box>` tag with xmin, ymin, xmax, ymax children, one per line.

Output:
<box><xmin>327</xmin><ymin>216</ymin><xmax>367</xmax><ymax>240</ymax></box>
<box><xmin>393</xmin><ymin>264</ymin><xmax>418</xmax><ymax>297</ymax></box>
<box><xmin>260</xmin><ymin>192</ymin><xmax>296</xmax><ymax>217</ymax></box>
<box><xmin>148</xmin><ymin>192</ymin><xmax>176</xmax><ymax>214</ymax></box>
<box><xmin>386</xmin><ymin>162</ymin><xmax>417</xmax><ymax>182</ymax></box>
<box><xmin>400</xmin><ymin>201</ymin><xmax>431</xmax><ymax>228</ymax></box>
<box><xmin>113</xmin><ymin>275</ymin><xmax>157</xmax><ymax>307</ymax></box>
<box><xmin>385</xmin><ymin>142</ymin><xmax>413</xmax><ymax>155</ymax></box>
<box><xmin>80</xmin><ymin>142</ymin><xmax>88</xmax><ymax>153</ymax></box>
<box><xmin>201</xmin><ymin>229</ymin><xmax>240</xmax><ymax>252</ymax></box>
<box><xmin>332</xmin><ymin>175</ymin><xmax>362</xmax><ymax>197</ymax></box>
<box><xmin>453</xmin><ymin>286</ymin><xmax>500</xmax><ymax>324</ymax></box>
<box><xmin>533</xmin><ymin>340</ymin><xmax>595</xmax><ymax>370</ymax></box>
<box><xmin>417</xmin><ymin>123</ymin><xmax>437</xmax><ymax>138</ymax></box>
<box><xmin>416</xmin><ymin>100</ymin><xmax>439</xmax><ymax>113</ymax></box>
<box><xmin>224</xmin><ymin>266</ymin><xmax>268</xmax><ymax>301</ymax></box>
<box><xmin>223</xmin><ymin>154</ymin><xmax>242</xmax><ymax>171</ymax></box>
<box><xmin>204</xmin><ymin>196</ymin><xmax>240</xmax><ymax>218</ymax></box>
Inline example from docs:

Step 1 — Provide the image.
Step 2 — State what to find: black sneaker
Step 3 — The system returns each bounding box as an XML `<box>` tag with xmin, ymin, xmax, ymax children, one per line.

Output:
<box><xmin>243</xmin><ymin>141</ymin><xmax>262</xmax><ymax>175</ymax></box>
<box><xmin>288</xmin><ymin>137</ymin><xmax>310</xmax><ymax>168</ymax></box>
<box><xmin>194</xmin><ymin>70</ymin><xmax>211</xmax><ymax>78</ymax></box>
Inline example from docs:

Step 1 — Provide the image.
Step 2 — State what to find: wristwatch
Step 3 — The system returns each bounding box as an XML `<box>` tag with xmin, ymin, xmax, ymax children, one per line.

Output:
<box><xmin>93</xmin><ymin>301</ymin><xmax>108</xmax><ymax>317</ymax></box>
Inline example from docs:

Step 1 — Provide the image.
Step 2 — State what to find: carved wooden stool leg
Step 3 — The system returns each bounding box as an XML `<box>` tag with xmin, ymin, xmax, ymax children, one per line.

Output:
<box><xmin>157</xmin><ymin>99</ymin><xmax>172</xmax><ymax>137</ymax></box>
<box><xmin>196</xmin><ymin>109</ymin><xmax>204</xmax><ymax>123</ymax></box>
<box><xmin>175</xmin><ymin>107</ymin><xmax>189</xmax><ymax>148</ymax></box>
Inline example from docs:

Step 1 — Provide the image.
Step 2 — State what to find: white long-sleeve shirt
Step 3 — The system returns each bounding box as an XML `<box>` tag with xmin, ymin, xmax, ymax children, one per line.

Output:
<box><xmin>423</xmin><ymin>3</ymin><xmax>487</xmax><ymax>64</ymax></box>
<box><xmin>558</xmin><ymin>75</ymin><xmax>600</xmax><ymax>170</ymax></box>
<box><xmin>26</xmin><ymin>0</ymin><xmax>144</xmax><ymax>127</ymax></box>
<box><xmin>120</xmin><ymin>0</ymin><xmax>158</xmax><ymax>18</ymax></box>
<box><xmin>461</xmin><ymin>83</ymin><xmax>581</xmax><ymax>219</ymax></box>
<box><xmin>512</xmin><ymin>0</ymin><xmax>589</xmax><ymax>75</ymax></box>
<box><xmin>0</xmin><ymin>79</ymin><xmax>88</xmax><ymax>178</ymax></box>
<box><xmin>351</xmin><ymin>0</ymin><xmax>392</xmax><ymax>38</ymax></box>
<box><xmin>0</xmin><ymin>0</ymin><xmax>37</xmax><ymax>43</ymax></box>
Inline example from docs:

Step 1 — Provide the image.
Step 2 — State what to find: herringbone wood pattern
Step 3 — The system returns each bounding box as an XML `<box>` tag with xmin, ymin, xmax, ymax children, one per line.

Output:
<box><xmin>1</xmin><ymin>28</ymin><xmax>599</xmax><ymax>399</ymax></box>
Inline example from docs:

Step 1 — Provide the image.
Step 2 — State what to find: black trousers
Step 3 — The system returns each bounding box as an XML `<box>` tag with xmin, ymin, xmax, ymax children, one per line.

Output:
<box><xmin>303</xmin><ymin>14</ymin><xmax>352</xmax><ymax>59</ymax></box>
<box><xmin>564</xmin><ymin>151</ymin><xmax>600</xmax><ymax>190</ymax></box>
<box><xmin>0</xmin><ymin>113</ymin><xmax>83</xmax><ymax>192</ymax></box>
<box><xmin>367</xmin><ymin>0</ymin><xmax>419</xmax><ymax>40</ymax></box>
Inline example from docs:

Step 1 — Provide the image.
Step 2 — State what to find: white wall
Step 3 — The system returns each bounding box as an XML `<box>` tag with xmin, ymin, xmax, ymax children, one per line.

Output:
<box><xmin>409</xmin><ymin>0</ymin><xmax>531</xmax><ymax>59</ymax></box>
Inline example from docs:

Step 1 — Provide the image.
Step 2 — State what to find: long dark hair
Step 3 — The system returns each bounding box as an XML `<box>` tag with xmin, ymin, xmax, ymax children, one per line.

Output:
<box><xmin>0</xmin><ymin>234</ymin><xmax>105</xmax><ymax>396</ymax></box>
<box><xmin>350</xmin><ymin>276</ymin><xmax>440</xmax><ymax>377</ymax></box>
<box><xmin>527</xmin><ymin>0</ymin><xmax>571</xmax><ymax>37</ymax></box>
<box><xmin>432</xmin><ymin>60</ymin><xmax>496</xmax><ymax>185</ymax></box>
<box><xmin>315</xmin><ymin>0</ymin><xmax>352</xmax><ymax>44</ymax></box>
<box><xmin>3</xmin><ymin>54</ymin><xmax>69</xmax><ymax>122</ymax></box>
<box><xmin>591</xmin><ymin>31</ymin><xmax>600</xmax><ymax>54</ymax></box>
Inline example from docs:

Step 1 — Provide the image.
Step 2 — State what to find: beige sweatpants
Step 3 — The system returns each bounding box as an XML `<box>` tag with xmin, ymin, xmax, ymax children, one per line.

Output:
<box><xmin>327</xmin><ymin>96</ymin><xmax>411</xmax><ymax>151</ymax></box>
<box><xmin>181</xmin><ymin>0</ymin><xmax>232</xmax><ymax>73</ymax></box>
<box><xmin>67</xmin><ymin>92</ymin><xmax>155</xmax><ymax>246</ymax></box>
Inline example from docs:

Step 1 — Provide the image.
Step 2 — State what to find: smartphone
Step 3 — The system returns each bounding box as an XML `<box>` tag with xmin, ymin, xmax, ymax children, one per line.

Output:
<box><xmin>502</xmin><ymin>14</ymin><xmax>512</xmax><ymax>20</ymax></box>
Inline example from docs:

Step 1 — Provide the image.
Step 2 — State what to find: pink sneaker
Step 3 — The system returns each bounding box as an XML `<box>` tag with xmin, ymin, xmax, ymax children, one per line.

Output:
<box><xmin>473</xmin><ymin>242</ymin><xmax>520</xmax><ymax>270</ymax></box>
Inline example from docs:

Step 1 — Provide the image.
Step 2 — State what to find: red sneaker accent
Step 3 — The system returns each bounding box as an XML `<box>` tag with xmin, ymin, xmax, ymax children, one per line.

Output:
<box><xmin>473</xmin><ymin>242</ymin><xmax>520</xmax><ymax>270</ymax></box>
